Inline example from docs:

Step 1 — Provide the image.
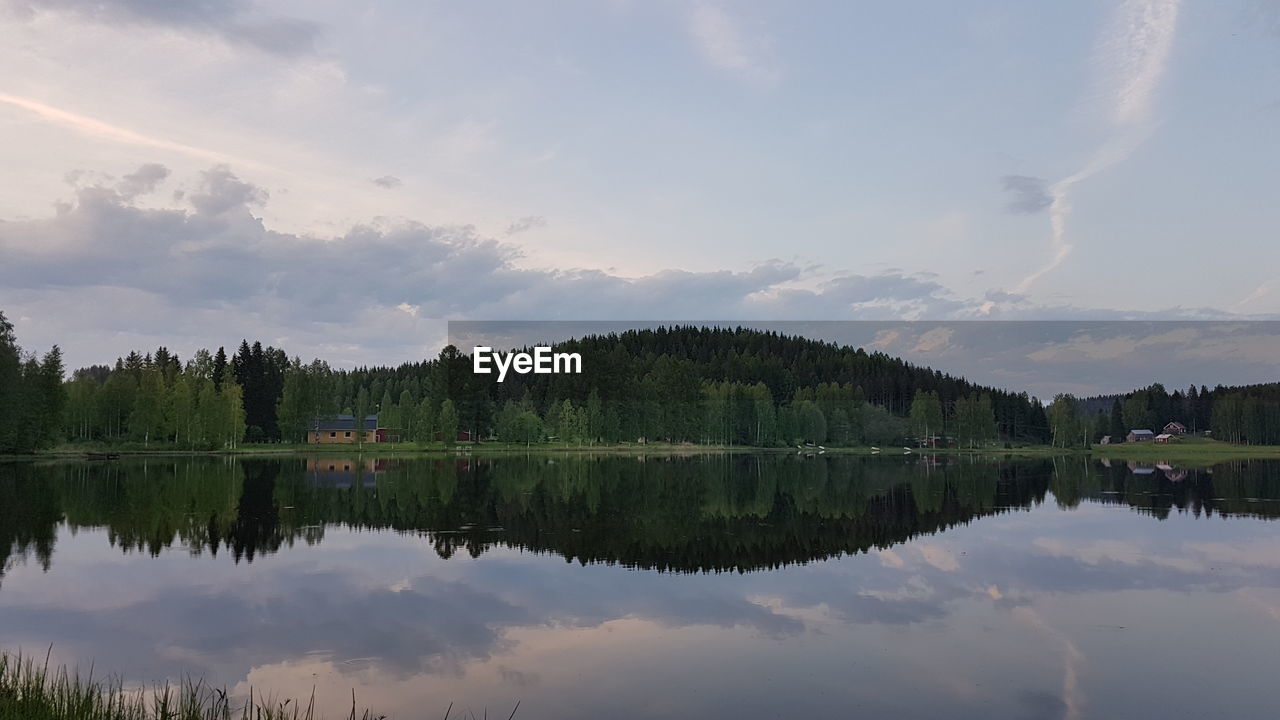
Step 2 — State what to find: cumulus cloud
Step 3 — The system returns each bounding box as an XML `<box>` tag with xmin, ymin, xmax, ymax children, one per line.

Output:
<box><xmin>14</xmin><ymin>0</ymin><xmax>322</xmax><ymax>55</ymax></box>
<box><xmin>0</xmin><ymin>165</ymin><xmax>1269</xmax><ymax>373</ymax></box>
<box><xmin>116</xmin><ymin>163</ymin><xmax>170</xmax><ymax>200</ymax></box>
<box><xmin>188</xmin><ymin>165</ymin><xmax>268</xmax><ymax>215</ymax></box>
<box><xmin>1000</xmin><ymin>175</ymin><xmax>1053</xmax><ymax>215</ymax></box>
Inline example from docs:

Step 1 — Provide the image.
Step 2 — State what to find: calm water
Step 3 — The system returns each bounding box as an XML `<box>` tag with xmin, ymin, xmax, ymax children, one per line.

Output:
<box><xmin>3</xmin><ymin>454</ymin><xmax>1280</xmax><ymax>719</ymax></box>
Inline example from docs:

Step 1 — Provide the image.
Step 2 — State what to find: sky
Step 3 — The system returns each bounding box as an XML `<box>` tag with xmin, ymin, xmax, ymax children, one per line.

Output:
<box><xmin>1</xmin><ymin>0</ymin><xmax>1278</xmax><ymax>386</ymax></box>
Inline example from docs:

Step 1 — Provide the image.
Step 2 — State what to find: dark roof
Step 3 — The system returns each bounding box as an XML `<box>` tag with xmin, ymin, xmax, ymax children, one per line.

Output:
<box><xmin>312</xmin><ymin>414</ymin><xmax>379</xmax><ymax>430</ymax></box>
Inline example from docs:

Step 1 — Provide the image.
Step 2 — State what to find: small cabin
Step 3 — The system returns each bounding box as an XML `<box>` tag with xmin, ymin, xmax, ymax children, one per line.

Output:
<box><xmin>1162</xmin><ymin>421</ymin><xmax>1188</xmax><ymax>435</ymax></box>
<box><xmin>1154</xmin><ymin>433</ymin><xmax>1178</xmax><ymax>444</ymax></box>
<box><xmin>1127</xmin><ymin>429</ymin><xmax>1155</xmax><ymax>443</ymax></box>
<box><xmin>308</xmin><ymin>414</ymin><xmax>382</xmax><ymax>444</ymax></box>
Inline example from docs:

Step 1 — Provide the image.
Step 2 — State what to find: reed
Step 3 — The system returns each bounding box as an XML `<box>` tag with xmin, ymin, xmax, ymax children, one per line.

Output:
<box><xmin>0</xmin><ymin>651</ymin><xmax>384</xmax><ymax>720</ymax></box>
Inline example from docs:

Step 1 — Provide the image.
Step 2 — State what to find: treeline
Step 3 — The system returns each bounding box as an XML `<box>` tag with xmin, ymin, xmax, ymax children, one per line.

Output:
<box><xmin>1069</xmin><ymin>381</ymin><xmax>1280</xmax><ymax>446</ymax></box>
<box><xmin>18</xmin><ymin>311</ymin><xmax>1276</xmax><ymax>451</ymax></box>
<box><xmin>0</xmin><ymin>312</ymin><xmax>66</xmax><ymax>454</ymax></box>
<box><xmin>40</xmin><ymin>324</ymin><xmax>1057</xmax><ymax>449</ymax></box>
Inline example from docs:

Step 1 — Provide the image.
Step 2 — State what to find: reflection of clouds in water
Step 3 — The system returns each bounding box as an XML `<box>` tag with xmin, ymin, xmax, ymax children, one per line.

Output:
<box><xmin>7</xmin><ymin>494</ymin><xmax>1280</xmax><ymax>718</ymax></box>
<box><xmin>0</xmin><ymin>528</ymin><xmax>811</xmax><ymax>694</ymax></box>
<box><xmin>1238</xmin><ymin>590</ymin><xmax>1280</xmax><ymax>624</ymax></box>
<box><xmin>1014</xmin><ymin>606</ymin><xmax>1086</xmax><ymax>720</ymax></box>
<box><xmin>876</xmin><ymin>548</ymin><xmax>905</xmax><ymax>568</ymax></box>
<box><xmin>917</xmin><ymin>543</ymin><xmax>960</xmax><ymax>572</ymax></box>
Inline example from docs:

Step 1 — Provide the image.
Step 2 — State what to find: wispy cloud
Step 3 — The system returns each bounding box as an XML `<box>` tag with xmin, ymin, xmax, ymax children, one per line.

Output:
<box><xmin>504</xmin><ymin>215</ymin><xmax>547</xmax><ymax>236</ymax></box>
<box><xmin>688</xmin><ymin>4</ymin><xmax>779</xmax><ymax>86</ymax></box>
<box><xmin>0</xmin><ymin>93</ymin><xmax>263</xmax><ymax>169</ymax></box>
<box><xmin>15</xmin><ymin>0</ymin><xmax>321</xmax><ymax>56</ymax></box>
<box><xmin>1015</xmin><ymin>0</ymin><xmax>1181</xmax><ymax>294</ymax></box>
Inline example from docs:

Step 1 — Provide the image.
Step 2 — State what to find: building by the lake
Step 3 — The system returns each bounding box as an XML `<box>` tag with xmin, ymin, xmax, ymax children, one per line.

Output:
<box><xmin>309</xmin><ymin>414</ymin><xmax>383</xmax><ymax>444</ymax></box>
<box><xmin>1127</xmin><ymin>429</ymin><xmax>1155</xmax><ymax>443</ymax></box>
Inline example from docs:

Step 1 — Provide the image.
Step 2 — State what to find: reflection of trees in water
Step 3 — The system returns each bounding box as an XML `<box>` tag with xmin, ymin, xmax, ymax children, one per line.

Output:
<box><xmin>0</xmin><ymin>464</ymin><xmax>60</xmax><ymax>590</ymax></box>
<box><xmin>1052</xmin><ymin>458</ymin><xmax>1280</xmax><ymax>520</ymax></box>
<box><xmin>2</xmin><ymin>456</ymin><xmax>1279</xmax><ymax>580</ymax></box>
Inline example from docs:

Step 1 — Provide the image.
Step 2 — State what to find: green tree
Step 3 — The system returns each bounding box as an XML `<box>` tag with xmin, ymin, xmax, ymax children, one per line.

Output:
<box><xmin>129</xmin><ymin>368</ymin><xmax>166</xmax><ymax>446</ymax></box>
<box><xmin>1108</xmin><ymin>398</ymin><xmax>1125</xmax><ymax>442</ymax></box>
<box><xmin>168</xmin><ymin>373</ymin><xmax>197</xmax><ymax>448</ymax></box>
<box><xmin>439</xmin><ymin>398</ymin><xmax>459</xmax><ymax>443</ymax></box>
<box><xmin>586</xmin><ymin>389</ymin><xmax>603</xmax><ymax>445</ymax></box>
<box><xmin>220</xmin><ymin>367</ymin><xmax>247</xmax><ymax>448</ymax></box>
<box><xmin>415</xmin><ymin>396</ymin><xmax>437</xmax><ymax>443</ymax></box>
<box><xmin>909</xmin><ymin>389</ymin><xmax>944</xmax><ymax>445</ymax></box>
<box><xmin>353</xmin><ymin>386</ymin><xmax>370</xmax><ymax>448</ymax></box>
<box><xmin>397</xmin><ymin>389</ymin><xmax>414</xmax><ymax>440</ymax></box>
<box><xmin>1048</xmin><ymin>394</ymin><xmax>1086</xmax><ymax>448</ymax></box>
<box><xmin>0</xmin><ymin>311</ymin><xmax>25</xmax><ymax>453</ymax></box>
<box><xmin>36</xmin><ymin>346</ymin><xmax>67</xmax><ymax>448</ymax></box>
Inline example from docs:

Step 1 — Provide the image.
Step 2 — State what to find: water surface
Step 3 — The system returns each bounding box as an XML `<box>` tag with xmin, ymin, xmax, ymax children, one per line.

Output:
<box><xmin>2</xmin><ymin>454</ymin><xmax>1279</xmax><ymax>719</ymax></box>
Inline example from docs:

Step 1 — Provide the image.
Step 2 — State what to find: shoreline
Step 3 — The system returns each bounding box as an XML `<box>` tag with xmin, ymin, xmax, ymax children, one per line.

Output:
<box><xmin>6</xmin><ymin>440</ymin><xmax>1280</xmax><ymax>465</ymax></box>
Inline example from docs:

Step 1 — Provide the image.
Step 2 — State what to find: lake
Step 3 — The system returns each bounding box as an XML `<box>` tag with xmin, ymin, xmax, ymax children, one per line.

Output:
<box><xmin>3</xmin><ymin>454</ymin><xmax>1280</xmax><ymax>719</ymax></box>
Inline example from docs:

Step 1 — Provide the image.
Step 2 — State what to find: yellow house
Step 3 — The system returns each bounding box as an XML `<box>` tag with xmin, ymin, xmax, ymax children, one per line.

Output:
<box><xmin>308</xmin><ymin>414</ymin><xmax>381</xmax><ymax>444</ymax></box>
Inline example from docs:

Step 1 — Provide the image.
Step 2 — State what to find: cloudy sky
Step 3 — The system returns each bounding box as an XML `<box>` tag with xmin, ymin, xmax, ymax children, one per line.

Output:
<box><xmin>1</xmin><ymin>0</ymin><xmax>1278</xmax><ymax>377</ymax></box>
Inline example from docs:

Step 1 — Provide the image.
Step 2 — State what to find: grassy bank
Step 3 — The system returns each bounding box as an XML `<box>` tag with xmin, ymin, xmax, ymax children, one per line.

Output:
<box><xmin>1087</xmin><ymin>437</ymin><xmax>1280</xmax><ymax>465</ymax></box>
<box><xmin>0</xmin><ymin>652</ymin><xmax>384</xmax><ymax>720</ymax></box>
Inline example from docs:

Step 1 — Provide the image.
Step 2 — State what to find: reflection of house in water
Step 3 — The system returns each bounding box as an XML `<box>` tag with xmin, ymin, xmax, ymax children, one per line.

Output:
<box><xmin>1127</xmin><ymin>459</ymin><xmax>1189</xmax><ymax>481</ymax></box>
<box><xmin>1127</xmin><ymin>460</ymin><xmax>1157</xmax><ymax>475</ymax></box>
<box><xmin>305</xmin><ymin>458</ymin><xmax>387</xmax><ymax>488</ymax></box>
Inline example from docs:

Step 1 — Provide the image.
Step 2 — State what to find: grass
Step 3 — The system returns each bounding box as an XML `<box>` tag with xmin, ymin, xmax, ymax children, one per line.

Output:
<box><xmin>1087</xmin><ymin>436</ymin><xmax>1280</xmax><ymax>465</ymax></box>
<box><xmin>0</xmin><ymin>651</ymin><xmax>385</xmax><ymax>720</ymax></box>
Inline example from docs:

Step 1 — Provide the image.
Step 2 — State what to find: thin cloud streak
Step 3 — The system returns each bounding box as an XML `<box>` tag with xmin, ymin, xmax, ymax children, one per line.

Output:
<box><xmin>0</xmin><ymin>92</ymin><xmax>267</xmax><ymax>170</ymax></box>
<box><xmin>1014</xmin><ymin>0</ymin><xmax>1180</xmax><ymax>294</ymax></box>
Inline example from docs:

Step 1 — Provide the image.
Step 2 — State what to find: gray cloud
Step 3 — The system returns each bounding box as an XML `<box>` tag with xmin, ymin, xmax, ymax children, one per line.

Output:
<box><xmin>0</xmin><ymin>165</ymin><xmax>1270</xmax><ymax>374</ymax></box>
<box><xmin>16</xmin><ymin>0</ymin><xmax>321</xmax><ymax>55</ymax></box>
<box><xmin>1000</xmin><ymin>174</ymin><xmax>1053</xmax><ymax>215</ymax></box>
<box><xmin>188</xmin><ymin>165</ymin><xmax>267</xmax><ymax>215</ymax></box>
<box><xmin>504</xmin><ymin>215</ymin><xmax>546</xmax><ymax>236</ymax></box>
<box><xmin>371</xmin><ymin>175</ymin><xmax>402</xmax><ymax>189</ymax></box>
<box><xmin>116</xmin><ymin>163</ymin><xmax>169</xmax><ymax>200</ymax></box>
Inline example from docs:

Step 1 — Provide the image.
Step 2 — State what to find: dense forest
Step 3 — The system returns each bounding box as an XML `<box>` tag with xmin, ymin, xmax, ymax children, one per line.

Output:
<box><xmin>1066</xmin><ymin>382</ymin><xmax>1280</xmax><ymax>447</ymax></box>
<box><xmin>2</xmin><ymin>309</ymin><xmax>1278</xmax><ymax>453</ymax></box>
<box><xmin>4</xmin><ymin>313</ymin><xmax>1053</xmax><ymax>451</ymax></box>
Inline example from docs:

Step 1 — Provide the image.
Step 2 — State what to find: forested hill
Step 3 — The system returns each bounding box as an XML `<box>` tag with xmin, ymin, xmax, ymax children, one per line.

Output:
<box><xmin>450</xmin><ymin>326</ymin><xmax>1052</xmax><ymax>444</ymax></box>
<box><xmin>4</xmin><ymin>315</ymin><xmax>1064</xmax><ymax>452</ymax></box>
